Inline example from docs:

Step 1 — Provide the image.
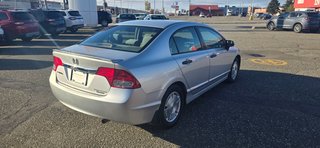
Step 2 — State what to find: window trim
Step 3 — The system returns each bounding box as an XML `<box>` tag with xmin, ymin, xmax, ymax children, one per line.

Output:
<box><xmin>170</xmin><ymin>26</ymin><xmax>206</xmax><ymax>55</ymax></box>
<box><xmin>195</xmin><ymin>26</ymin><xmax>227</xmax><ymax>50</ymax></box>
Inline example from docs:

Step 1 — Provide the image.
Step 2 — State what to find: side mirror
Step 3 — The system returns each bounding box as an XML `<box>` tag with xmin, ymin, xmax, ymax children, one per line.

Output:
<box><xmin>226</xmin><ymin>40</ymin><xmax>235</xmax><ymax>49</ymax></box>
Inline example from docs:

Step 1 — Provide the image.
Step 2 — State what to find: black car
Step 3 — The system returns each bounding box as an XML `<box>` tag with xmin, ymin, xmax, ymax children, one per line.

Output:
<box><xmin>97</xmin><ymin>11</ymin><xmax>113</xmax><ymax>27</ymax></box>
<box><xmin>29</xmin><ymin>9</ymin><xmax>66</xmax><ymax>36</ymax></box>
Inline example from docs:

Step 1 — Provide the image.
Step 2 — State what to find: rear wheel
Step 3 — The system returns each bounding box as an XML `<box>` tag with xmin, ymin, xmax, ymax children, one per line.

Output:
<box><xmin>267</xmin><ymin>22</ymin><xmax>275</xmax><ymax>31</ymax></box>
<box><xmin>293</xmin><ymin>24</ymin><xmax>302</xmax><ymax>33</ymax></box>
<box><xmin>101</xmin><ymin>20</ymin><xmax>108</xmax><ymax>27</ymax></box>
<box><xmin>154</xmin><ymin>85</ymin><xmax>185</xmax><ymax>128</ymax></box>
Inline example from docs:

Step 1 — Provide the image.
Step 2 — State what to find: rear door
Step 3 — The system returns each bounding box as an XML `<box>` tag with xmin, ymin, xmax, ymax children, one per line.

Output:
<box><xmin>197</xmin><ymin>27</ymin><xmax>233</xmax><ymax>82</ymax></box>
<box><xmin>171</xmin><ymin>27</ymin><xmax>210</xmax><ymax>91</ymax></box>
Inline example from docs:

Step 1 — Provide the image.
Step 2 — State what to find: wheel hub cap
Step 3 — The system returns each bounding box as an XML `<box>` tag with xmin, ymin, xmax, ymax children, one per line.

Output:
<box><xmin>164</xmin><ymin>92</ymin><xmax>181</xmax><ymax>123</ymax></box>
<box><xmin>231</xmin><ymin>61</ymin><xmax>238</xmax><ymax>80</ymax></box>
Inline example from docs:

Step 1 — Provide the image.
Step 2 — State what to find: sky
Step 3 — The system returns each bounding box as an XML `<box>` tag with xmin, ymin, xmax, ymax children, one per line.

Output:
<box><xmin>56</xmin><ymin>0</ymin><xmax>287</xmax><ymax>11</ymax></box>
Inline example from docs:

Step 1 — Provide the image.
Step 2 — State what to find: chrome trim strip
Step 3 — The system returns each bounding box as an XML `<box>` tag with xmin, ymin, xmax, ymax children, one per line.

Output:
<box><xmin>187</xmin><ymin>70</ymin><xmax>230</xmax><ymax>92</ymax></box>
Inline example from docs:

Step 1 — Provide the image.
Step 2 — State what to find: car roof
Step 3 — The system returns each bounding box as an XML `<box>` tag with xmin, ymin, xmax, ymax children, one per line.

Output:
<box><xmin>117</xmin><ymin>20</ymin><xmax>202</xmax><ymax>29</ymax></box>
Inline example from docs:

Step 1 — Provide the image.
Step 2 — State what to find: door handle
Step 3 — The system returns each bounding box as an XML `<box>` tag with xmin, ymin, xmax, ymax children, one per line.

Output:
<box><xmin>182</xmin><ymin>59</ymin><xmax>193</xmax><ymax>65</ymax></box>
<box><xmin>210</xmin><ymin>53</ymin><xmax>217</xmax><ymax>58</ymax></box>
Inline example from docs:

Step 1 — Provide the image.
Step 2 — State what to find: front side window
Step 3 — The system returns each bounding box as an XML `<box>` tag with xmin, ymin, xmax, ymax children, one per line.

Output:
<box><xmin>12</xmin><ymin>12</ymin><xmax>33</xmax><ymax>21</ymax></box>
<box><xmin>172</xmin><ymin>27</ymin><xmax>202</xmax><ymax>53</ymax></box>
<box><xmin>198</xmin><ymin>27</ymin><xmax>225</xmax><ymax>49</ymax></box>
<box><xmin>81</xmin><ymin>26</ymin><xmax>162</xmax><ymax>53</ymax></box>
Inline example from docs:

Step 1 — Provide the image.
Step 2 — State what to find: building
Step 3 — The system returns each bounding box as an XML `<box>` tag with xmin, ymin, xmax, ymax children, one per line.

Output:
<box><xmin>189</xmin><ymin>5</ymin><xmax>221</xmax><ymax>16</ymax></box>
<box><xmin>254</xmin><ymin>8</ymin><xmax>267</xmax><ymax>14</ymax></box>
<box><xmin>294</xmin><ymin>0</ymin><xmax>320</xmax><ymax>11</ymax></box>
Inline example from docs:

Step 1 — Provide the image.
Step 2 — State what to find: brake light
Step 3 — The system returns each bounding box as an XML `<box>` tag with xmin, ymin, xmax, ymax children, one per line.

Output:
<box><xmin>96</xmin><ymin>67</ymin><xmax>141</xmax><ymax>89</ymax></box>
<box><xmin>69</xmin><ymin>17</ymin><xmax>76</xmax><ymax>20</ymax></box>
<box><xmin>14</xmin><ymin>22</ymin><xmax>24</xmax><ymax>25</ymax></box>
<box><xmin>53</xmin><ymin>56</ymin><xmax>63</xmax><ymax>71</ymax></box>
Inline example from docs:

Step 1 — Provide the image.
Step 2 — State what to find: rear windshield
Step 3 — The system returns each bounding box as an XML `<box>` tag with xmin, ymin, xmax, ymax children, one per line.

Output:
<box><xmin>151</xmin><ymin>15</ymin><xmax>166</xmax><ymax>19</ymax></box>
<box><xmin>46</xmin><ymin>11</ymin><xmax>62</xmax><ymax>19</ymax></box>
<box><xmin>0</xmin><ymin>13</ymin><xmax>8</xmax><ymax>20</ymax></box>
<box><xmin>81</xmin><ymin>26</ymin><xmax>162</xmax><ymax>53</ymax></box>
<box><xmin>68</xmin><ymin>11</ymin><xmax>81</xmax><ymax>16</ymax></box>
<box><xmin>12</xmin><ymin>12</ymin><xmax>33</xmax><ymax>21</ymax></box>
<box><xmin>119</xmin><ymin>14</ymin><xmax>136</xmax><ymax>19</ymax></box>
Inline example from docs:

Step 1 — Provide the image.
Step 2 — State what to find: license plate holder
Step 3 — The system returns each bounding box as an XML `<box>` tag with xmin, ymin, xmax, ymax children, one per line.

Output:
<box><xmin>71</xmin><ymin>69</ymin><xmax>88</xmax><ymax>85</ymax></box>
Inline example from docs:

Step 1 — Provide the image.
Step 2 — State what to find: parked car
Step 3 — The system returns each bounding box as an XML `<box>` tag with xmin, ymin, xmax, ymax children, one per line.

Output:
<box><xmin>255</xmin><ymin>13</ymin><xmax>264</xmax><ymax>18</ymax></box>
<box><xmin>29</xmin><ymin>9</ymin><xmax>66</xmax><ymax>36</ymax></box>
<box><xmin>199</xmin><ymin>13</ymin><xmax>205</xmax><ymax>18</ymax></box>
<box><xmin>116</xmin><ymin>13</ymin><xmax>136</xmax><ymax>23</ymax></box>
<box><xmin>59</xmin><ymin>10</ymin><xmax>84</xmax><ymax>33</ymax></box>
<box><xmin>144</xmin><ymin>14</ymin><xmax>168</xmax><ymax>20</ymax></box>
<box><xmin>0</xmin><ymin>10</ymin><xmax>40</xmax><ymax>42</ymax></box>
<box><xmin>97</xmin><ymin>11</ymin><xmax>112</xmax><ymax>27</ymax></box>
<box><xmin>133</xmin><ymin>13</ymin><xmax>147</xmax><ymax>20</ymax></box>
<box><xmin>49</xmin><ymin>20</ymin><xmax>241</xmax><ymax>128</ymax></box>
<box><xmin>267</xmin><ymin>11</ymin><xmax>320</xmax><ymax>33</ymax></box>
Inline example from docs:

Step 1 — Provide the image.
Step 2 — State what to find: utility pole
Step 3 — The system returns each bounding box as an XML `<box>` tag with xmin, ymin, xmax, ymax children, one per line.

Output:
<box><xmin>189</xmin><ymin>0</ymin><xmax>191</xmax><ymax>16</ymax></box>
<box><xmin>249</xmin><ymin>0</ymin><xmax>254</xmax><ymax>20</ymax></box>
<box><xmin>44</xmin><ymin>0</ymin><xmax>48</xmax><ymax>9</ymax></box>
<box><xmin>162</xmin><ymin>0</ymin><xmax>164</xmax><ymax>14</ymax></box>
<box><xmin>153</xmin><ymin>0</ymin><xmax>156</xmax><ymax>14</ymax></box>
<box><xmin>103</xmin><ymin>0</ymin><xmax>107</xmax><ymax>11</ymax></box>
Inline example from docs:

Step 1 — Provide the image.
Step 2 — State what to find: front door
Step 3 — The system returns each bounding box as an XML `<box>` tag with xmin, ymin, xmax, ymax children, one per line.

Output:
<box><xmin>196</xmin><ymin>27</ymin><xmax>233</xmax><ymax>82</ymax></box>
<box><xmin>171</xmin><ymin>27</ymin><xmax>210</xmax><ymax>91</ymax></box>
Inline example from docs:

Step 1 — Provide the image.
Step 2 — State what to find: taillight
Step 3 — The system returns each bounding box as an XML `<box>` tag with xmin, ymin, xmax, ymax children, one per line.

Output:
<box><xmin>53</xmin><ymin>56</ymin><xmax>63</xmax><ymax>71</ymax></box>
<box><xmin>96</xmin><ymin>67</ymin><xmax>141</xmax><ymax>89</ymax></box>
<box><xmin>69</xmin><ymin>17</ymin><xmax>76</xmax><ymax>20</ymax></box>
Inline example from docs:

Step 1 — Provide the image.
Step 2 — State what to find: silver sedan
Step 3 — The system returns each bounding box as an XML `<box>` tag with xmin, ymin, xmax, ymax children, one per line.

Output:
<box><xmin>49</xmin><ymin>20</ymin><xmax>241</xmax><ymax>128</ymax></box>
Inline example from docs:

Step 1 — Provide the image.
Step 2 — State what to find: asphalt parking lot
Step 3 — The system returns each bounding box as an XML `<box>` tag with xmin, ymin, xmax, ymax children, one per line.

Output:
<box><xmin>0</xmin><ymin>16</ymin><xmax>320</xmax><ymax>147</ymax></box>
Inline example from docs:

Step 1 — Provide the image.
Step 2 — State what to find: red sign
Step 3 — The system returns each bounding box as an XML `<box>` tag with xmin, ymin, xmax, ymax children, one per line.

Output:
<box><xmin>294</xmin><ymin>0</ymin><xmax>320</xmax><ymax>8</ymax></box>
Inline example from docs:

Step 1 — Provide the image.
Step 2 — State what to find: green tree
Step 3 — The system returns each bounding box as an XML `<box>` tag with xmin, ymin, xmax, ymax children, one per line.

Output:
<box><xmin>267</xmin><ymin>0</ymin><xmax>280</xmax><ymax>14</ymax></box>
<box><xmin>283</xmin><ymin>0</ymin><xmax>294</xmax><ymax>12</ymax></box>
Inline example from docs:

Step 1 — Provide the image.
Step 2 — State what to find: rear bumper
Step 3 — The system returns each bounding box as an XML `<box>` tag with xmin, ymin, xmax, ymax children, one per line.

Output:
<box><xmin>49</xmin><ymin>71</ymin><xmax>160</xmax><ymax>125</ymax></box>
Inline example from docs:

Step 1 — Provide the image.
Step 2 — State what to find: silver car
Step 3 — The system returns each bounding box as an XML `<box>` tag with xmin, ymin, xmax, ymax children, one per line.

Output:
<box><xmin>49</xmin><ymin>20</ymin><xmax>241</xmax><ymax>128</ymax></box>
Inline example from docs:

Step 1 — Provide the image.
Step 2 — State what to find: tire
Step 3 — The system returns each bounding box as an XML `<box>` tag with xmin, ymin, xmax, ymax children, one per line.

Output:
<box><xmin>153</xmin><ymin>85</ymin><xmax>185</xmax><ymax>128</ymax></box>
<box><xmin>267</xmin><ymin>22</ymin><xmax>275</xmax><ymax>31</ymax></box>
<box><xmin>101</xmin><ymin>20</ymin><xmax>108</xmax><ymax>27</ymax></box>
<box><xmin>69</xmin><ymin>27</ymin><xmax>78</xmax><ymax>33</ymax></box>
<box><xmin>21</xmin><ymin>37</ymin><xmax>33</xmax><ymax>42</ymax></box>
<box><xmin>226</xmin><ymin>58</ymin><xmax>240</xmax><ymax>82</ymax></box>
<box><xmin>293</xmin><ymin>24</ymin><xmax>302</xmax><ymax>33</ymax></box>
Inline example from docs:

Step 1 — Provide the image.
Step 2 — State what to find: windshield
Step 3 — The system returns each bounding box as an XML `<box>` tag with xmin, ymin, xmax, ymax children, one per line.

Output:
<box><xmin>81</xmin><ymin>26</ymin><xmax>162</xmax><ymax>52</ymax></box>
<box><xmin>151</xmin><ymin>15</ymin><xmax>166</xmax><ymax>20</ymax></box>
<box><xmin>12</xmin><ymin>12</ymin><xmax>33</xmax><ymax>21</ymax></box>
<box><xmin>46</xmin><ymin>11</ymin><xmax>62</xmax><ymax>19</ymax></box>
<box><xmin>68</xmin><ymin>11</ymin><xmax>81</xmax><ymax>16</ymax></box>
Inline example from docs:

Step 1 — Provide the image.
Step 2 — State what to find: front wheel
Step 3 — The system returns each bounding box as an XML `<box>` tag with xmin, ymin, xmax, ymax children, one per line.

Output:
<box><xmin>226</xmin><ymin>58</ymin><xmax>240</xmax><ymax>82</ymax></box>
<box><xmin>293</xmin><ymin>24</ymin><xmax>302</xmax><ymax>33</ymax></box>
<box><xmin>69</xmin><ymin>27</ymin><xmax>78</xmax><ymax>33</ymax></box>
<box><xmin>154</xmin><ymin>85</ymin><xmax>185</xmax><ymax>128</ymax></box>
<box><xmin>21</xmin><ymin>37</ymin><xmax>33</xmax><ymax>42</ymax></box>
<box><xmin>267</xmin><ymin>22</ymin><xmax>275</xmax><ymax>31</ymax></box>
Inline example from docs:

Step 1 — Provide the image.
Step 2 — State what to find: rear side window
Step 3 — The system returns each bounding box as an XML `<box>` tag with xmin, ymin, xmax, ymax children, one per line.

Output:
<box><xmin>12</xmin><ymin>12</ymin><xmax>33</xmax><ymax>21</ymax></box>
<box><xmin>169</xmin><ymin>37</ymin><xmax>178</xmax><ymax>54</ymax></box>
<box><xmin>197</xmin><ymin>27</ymin><xmax>225</xmax><ymax>49</ymax></box>
<box><xmin>172</xmin><ymin>27</ymin><xmax>202</xmax><ymax>53</ymax></box>
<box><xmin>0</xmin><ymin>13</ymin><xmax>8</xmax><ymax>20</ymax></box>
<box><xmin>289</xmin><ymin>12</ymin><xmax>298</xmax><ymax>17</ymax></box>
<box><xmin>120</xmin><ymin>14</ymin><xmax>135</xmax><ymax>19</ymax></box>
<box><xmin>68</xmin><ymin>11</ymin><xmax>81</xmax><ymax>16</ymax></box>
<box><xmin>81</xmin><ymin>26</ymin><xmax>162</xmax><ymax>53</ymax></box>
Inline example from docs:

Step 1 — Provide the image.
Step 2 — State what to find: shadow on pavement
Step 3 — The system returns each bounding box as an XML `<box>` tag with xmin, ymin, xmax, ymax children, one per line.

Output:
<box><xmin>140</xmin><ymin>70</ymin><xmax>320</xmax><ymax>147</ymax></box>
<box><xmin>0</xmin><ymin>59</ymin><xmax>52</xmax><ymax>70</ymax></box>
